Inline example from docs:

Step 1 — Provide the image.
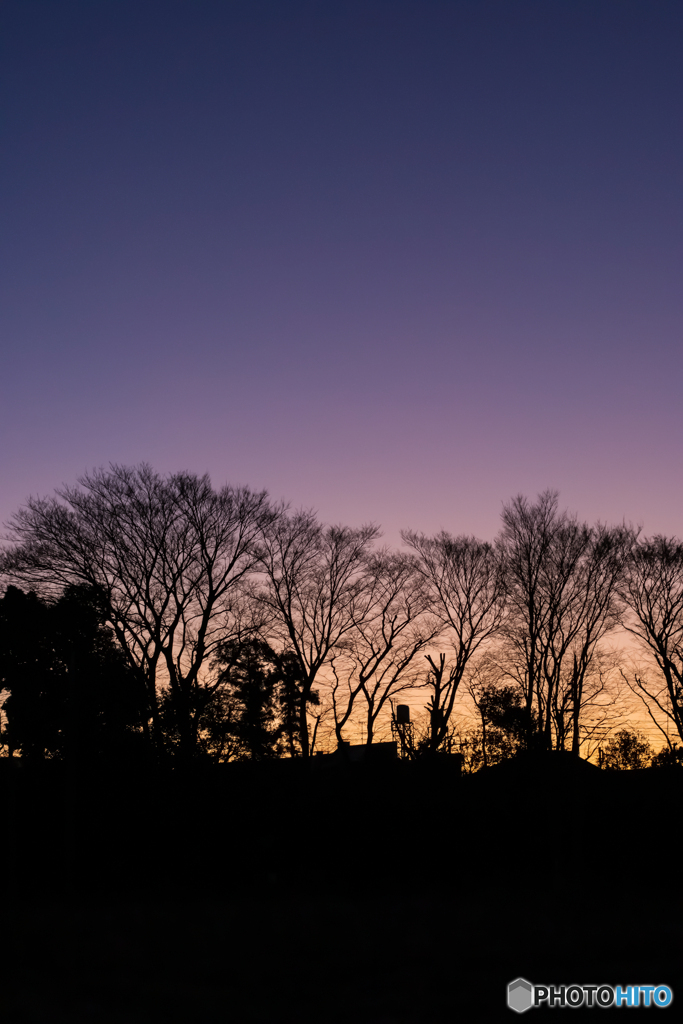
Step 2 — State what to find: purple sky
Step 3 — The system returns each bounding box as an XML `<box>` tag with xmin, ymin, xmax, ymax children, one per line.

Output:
<box><xmin>2</xmin><ymin>0</ymin><xmax>682</xmax><ymax>548</ymax></box>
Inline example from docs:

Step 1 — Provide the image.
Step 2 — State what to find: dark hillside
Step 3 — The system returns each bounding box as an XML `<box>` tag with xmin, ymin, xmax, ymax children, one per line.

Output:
<box><xmin>1</xmin><ymin>755</ymin><xmax>680</xmax><ymax>1021</ymax></box>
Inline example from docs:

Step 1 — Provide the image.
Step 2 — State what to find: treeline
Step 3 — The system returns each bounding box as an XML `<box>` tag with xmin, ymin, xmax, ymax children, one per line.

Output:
<box><xmin>1</xmin><ymin>464</ymin><xmax>682</xmax><ymax>768</ymax></box>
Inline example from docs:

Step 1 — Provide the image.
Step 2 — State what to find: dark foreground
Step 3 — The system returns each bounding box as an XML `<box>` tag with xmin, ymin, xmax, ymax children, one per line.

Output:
<box><xmin>1</xmin><ymin>754</ymin><xmax>680</xmax><ymax>1022</ymax></box>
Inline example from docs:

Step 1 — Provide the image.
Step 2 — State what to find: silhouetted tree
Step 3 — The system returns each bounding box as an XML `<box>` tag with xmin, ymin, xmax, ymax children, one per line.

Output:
<box><xmin>0</xmin><ymin>584</ymin><xmax>142</xmax><ymax>762</ymax></box>
<box><xmin>208</xmin><ymin>639</ymin><xmax>312</xmax><ymax>760</ymax></box>
<box><xmin>270</xmin><ymin>649</ymin><xmax>312</xmax><ymax>758</ymax></box>
<box><xmin>1</xmin><ymin>465</ymin><xmax>275</xmax><ymax>762</ymax></box>
<box><xmin>330</xmin><ymin>551</ymin><xmax>439</xmax><ymax>746</ymax></box>
<box><xmin>474</xmin><ymin>683</ymin><xmax>529</xmax><ymax>767</ymax></box>
<box><xmin>497</xmin><ymin>491</ymin><xmax>630</xmax><ymax>753</ymax></box>
<box><xmin>455</xmin><ymin>728</ymin><xmax>486</xmax><ymax>773</ymax></box>
<box><xmin>620</xmin><ymin>536</ymin><xmax>683</xmax><ymax>746</ymax></box>
<box><xmin>0</xmin><ymin>587</ymin><xmax>62</xmax><ymax>759</ymax></box>
<box><xmin>651</xmin><ymin>743</ymin><xmax>683</xmax><ymax>768</ymax></box>
<box><xmin>392</xmin><ymin>662</ymin><xmax>463</xmax><ymax>760</ymax></box>
<box><xmin>422</xmin><ymin>653</ymin><xmax>459</xmax><ymax>756</ymax></box>
<box><xmin>211</xmin><ymin>639</ymin><xmax>281</xmax><ymax>759</ymax></box>
<box><xmin>602</xmin><ymin>729</ymin><xmax>653</xmax><ymax>770</ymax></box>
<box><xmin>401</xmin><ymin>530</ymin><xmax>506</xmax><ymax>753</ymax></box>
<box><xmin>257</xmin><ymin>512</ymin><xmax>380</xmax><ymax>757</ymax></box>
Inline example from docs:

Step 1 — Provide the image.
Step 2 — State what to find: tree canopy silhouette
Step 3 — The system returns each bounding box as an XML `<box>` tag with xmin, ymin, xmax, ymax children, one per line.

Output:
<box><xmin>401</xmin><ymin>530</ymin><xmax>506</xmax><ymax>753</ymax></box>
<box><xmin>0</xmin><ymin>584</ymin><xmax>141</xmax><ymax>762</ymax></box>
<box><xmin>210</xmin><ymin>638</ymin><xmax>309</xmax><ymax>760</ymax></box>
<box><xmin>1</xmin><ymin>465</ymin><xmax>274</xmax><ymax>761</ymax></box>
<box><xmin>0</xmin><ymin>470</ymin><xmax>672</xmax><ymax>767</ymax></box>
<box><xmin>621</xmin><ymin>535</ymin><xmax>683</xmax><ymax>747</ymax></box>
<box><xmin>497</xmin><ymin>491</ymin><xmax>631</xmax><ymax>753</ymax></box>
<box><xmin>256</xmin><ymin>511</ymin><xmax>380</xmax><ymax>757</ymax></box>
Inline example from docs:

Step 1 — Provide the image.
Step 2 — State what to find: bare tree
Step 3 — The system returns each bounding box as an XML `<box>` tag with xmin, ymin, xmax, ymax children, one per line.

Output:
<box><xmin>330</xmin><ymin>551</ymin><xmax>440</xmax><ymax>746</ymax></box>
<box><xmin>256</xmin><ymin>511</ymin><xmax>380</xmax><ymax>758</ymax></box>
<box><xmin>401</xmin><ymin>530</ymin><xmax>506</xmax><ymax>752</ymax></box>
<box><xmin>550</xmin><ymin>524</ymin><xmax>632</xmax><ymax>753</ymax></box>
<box><xmin>498</xmin><ymin>490</ymin><xmax>578</xmax><ymax>748</ymax></box>
<box><xmin>497</xmin><ymin>492</ymin><xmax>631</xmax><ymax>753</ymax></box>
<box><xmin>1</xmin><ymin>464</ymin><xmax>273</xmax><ymax>760</ymax></box>
<box><xmin>620</xmin><ymin>536</ymin><xmax>683</xmax><ymax>746</ymax></box>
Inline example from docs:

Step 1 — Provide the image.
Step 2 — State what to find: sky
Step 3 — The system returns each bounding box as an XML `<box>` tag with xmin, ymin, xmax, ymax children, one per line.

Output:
<box><xmin>2</xmin><ymin>0</ymin><xmax>682</xmax><ymax>549</ymax></box>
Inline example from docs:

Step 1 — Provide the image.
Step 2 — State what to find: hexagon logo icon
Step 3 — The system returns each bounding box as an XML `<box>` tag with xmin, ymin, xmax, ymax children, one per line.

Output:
<box><xmin>508</xmin><ymin>978</ymin><xmax>533</xmax><ymax>1013</ymax></box>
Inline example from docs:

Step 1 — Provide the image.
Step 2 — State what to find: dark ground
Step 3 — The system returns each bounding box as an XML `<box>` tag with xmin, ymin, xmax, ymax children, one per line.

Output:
<box><xmin>1</xmin><ymin>754</ymin><xmax>680</xmax><ymax>1022</ymax></box>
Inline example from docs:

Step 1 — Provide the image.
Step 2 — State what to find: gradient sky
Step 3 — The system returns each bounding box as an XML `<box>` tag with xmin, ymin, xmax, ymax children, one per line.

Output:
<box><xmin>2</xmin><ymin>0</ymin><xmax>682</xmax><ymax>548</ymax></box>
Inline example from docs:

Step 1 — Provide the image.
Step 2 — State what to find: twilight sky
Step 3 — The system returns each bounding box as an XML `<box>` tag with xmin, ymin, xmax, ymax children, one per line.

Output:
<box><xmin>2</xmin><ymin>0</ymin><xmax>682</xmax><ymax>547</ymax></box>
